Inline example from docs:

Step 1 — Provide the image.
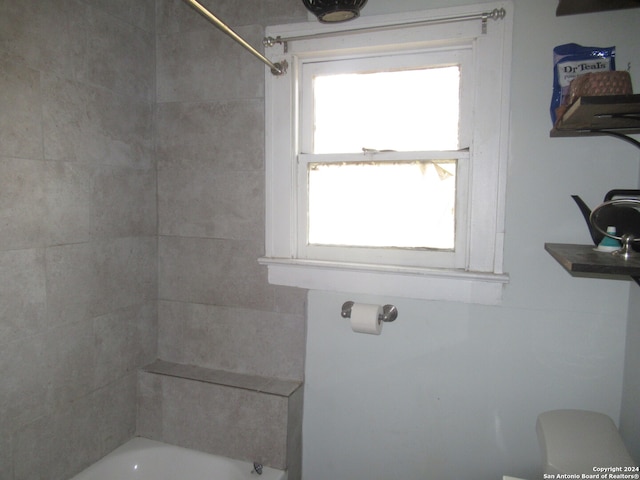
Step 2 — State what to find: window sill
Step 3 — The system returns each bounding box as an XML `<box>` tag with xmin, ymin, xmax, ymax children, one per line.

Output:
<box><xmin>258</xmin><ymin>257</ymin><xmax>509</xmax><ymax>305</ymax></box>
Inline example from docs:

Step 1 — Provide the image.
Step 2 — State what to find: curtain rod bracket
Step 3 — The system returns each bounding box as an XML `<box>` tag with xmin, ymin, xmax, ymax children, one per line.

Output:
<box><xmin>264</xmin><ymin>36</ymin><xmax>288</xmax><ymax>53</ymax></box>
<box><xmin>482</xmin><ymin>8</ymin><xmax>505</xmax><ymax>34</ymax></box>
<box><xmin>271</xmin><ymin>60</ymin><xmax>288</xmax><ymax>76</ymax></box>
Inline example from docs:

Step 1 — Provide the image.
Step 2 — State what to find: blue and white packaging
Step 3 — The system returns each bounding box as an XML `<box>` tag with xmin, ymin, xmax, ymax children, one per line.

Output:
<box><xmin>550</xmin><ymin>43</ymin><xmax>616</xmax><ymax>125</ymax></box>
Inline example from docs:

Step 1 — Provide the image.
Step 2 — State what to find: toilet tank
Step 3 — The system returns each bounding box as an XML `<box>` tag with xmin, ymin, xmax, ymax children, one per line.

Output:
<box><xmin>536</xmin><ymin>409</ymin><xmax>637</xmax><ymax>475</ymax></box>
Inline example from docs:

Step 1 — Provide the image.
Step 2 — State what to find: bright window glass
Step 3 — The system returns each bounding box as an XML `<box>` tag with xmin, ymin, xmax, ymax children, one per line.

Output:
<box><xmin>313</xmin><ymin>66</ymin><xmax>460</xmax><ymax>153</ymax></box>
<box><xmin>307</xmin><ymin>65</ymin><xmax>460</xmax><ymax>252</ymax></box>
<box><xmin>308</xmin><ymin>160</ymin><xmax>456</xmax><ymax>249</ymax></box>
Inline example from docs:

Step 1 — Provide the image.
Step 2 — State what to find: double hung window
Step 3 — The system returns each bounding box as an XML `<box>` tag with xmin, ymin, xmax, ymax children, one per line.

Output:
<box><xmin>261</xmin><ymin>2</ymin><xmax>512</xmax><ymax>304</ymax></box>
<box><xmin>301</xmin><ymin>49</ymin><xmax>471</xmax><ymax>270</ymax></box>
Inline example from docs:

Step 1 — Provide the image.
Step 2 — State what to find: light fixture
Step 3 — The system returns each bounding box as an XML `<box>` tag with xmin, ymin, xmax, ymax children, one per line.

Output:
<box><xmin>302</xmin><ymin>0</ymin><xmax>368</xmax><ymax>23</ymax></box>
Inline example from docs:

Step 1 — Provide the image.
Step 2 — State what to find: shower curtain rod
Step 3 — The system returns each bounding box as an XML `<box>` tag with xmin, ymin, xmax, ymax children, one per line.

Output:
<box><xmin>182</xmin><ymin>0</ymin><xmax>287</xmax><ymax>75</ymax></box>
<box><xmin>182</xmin><ymin>0</ymin><xmax>505</xmax><ymax>76</ymax></box>
<box><xmin>263</xmin><ymin>7</ymin><xmax>507</xmax><ymax>49</ymax></box>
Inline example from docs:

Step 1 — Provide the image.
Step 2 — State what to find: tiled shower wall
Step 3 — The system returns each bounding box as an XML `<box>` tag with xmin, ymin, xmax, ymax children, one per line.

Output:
<box><xmin>154</xmin><ymin>0</ymin><xmax>308</xmax><ymax>382</ymax></box>
<box><xmin>0</xmin><ymin>1</ymin><xmax>157</xmax><ymax>479</ymax></box>
<box><xmin>2</xmin><ymin>0</ymin><xmax>308</xmax><ymax>478</ymax></box>
<box><xmin>152</xmin><ymin>0</ymin><xmax>309</xmax><ymax>472</ymax></box>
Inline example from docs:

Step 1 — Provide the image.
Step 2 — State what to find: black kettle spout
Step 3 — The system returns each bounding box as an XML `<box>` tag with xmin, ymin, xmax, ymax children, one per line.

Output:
<box><xmin>571</xmin><ymin>195</ymin><xmax>602</xmax><ymax>245</ymax></box>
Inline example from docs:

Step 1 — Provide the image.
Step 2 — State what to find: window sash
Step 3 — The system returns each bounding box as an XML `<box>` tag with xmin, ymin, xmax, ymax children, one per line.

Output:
<box><xmin>300</xmin><ymin>48</ymin><xmax>473</xmax><ymax>155</ymax></box>
<box><xmin>297</xmin><ymin>151</ymin><xmax>470</xmax><ymax>269</ymax></box>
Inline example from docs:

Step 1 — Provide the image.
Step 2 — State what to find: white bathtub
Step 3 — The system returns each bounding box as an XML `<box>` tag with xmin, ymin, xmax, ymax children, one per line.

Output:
<box><xmin>69</xmin><ymin>437</ymin><xmax>287</xmax><ymax>480</ymax></box>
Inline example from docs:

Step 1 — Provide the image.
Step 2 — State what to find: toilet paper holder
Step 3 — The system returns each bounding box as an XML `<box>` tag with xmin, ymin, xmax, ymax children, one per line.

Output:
<box><xmin>341</xmin><ymin>301</ymin><xmax>398</xmax><ymax>323</ymax></box>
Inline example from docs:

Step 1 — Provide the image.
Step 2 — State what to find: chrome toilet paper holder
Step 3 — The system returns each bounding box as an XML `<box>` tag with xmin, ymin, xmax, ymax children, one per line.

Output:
<box><xmin>341</xmin><ymin>301</ymin><xmax>398</xmax><ymax>323</ymax></box>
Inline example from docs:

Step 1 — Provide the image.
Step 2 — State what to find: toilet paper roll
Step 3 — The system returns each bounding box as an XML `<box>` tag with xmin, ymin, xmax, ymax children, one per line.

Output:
<box><xmin>350</xmin><ymin>303</ymin><xmax>383</xmax><ymax>335</ymax></box>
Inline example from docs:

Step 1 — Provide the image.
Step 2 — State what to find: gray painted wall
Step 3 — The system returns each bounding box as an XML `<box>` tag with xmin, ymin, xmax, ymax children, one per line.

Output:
<box><xmin>302</xmin><ymin>1</ymin><xmax>640</xmax><ymax>480</ymax></box>
<box><xmin>621</xmin><ymin>275</ymin><xmax>640</xmax><ymax>460</ymax></box>
<box><xmin>620</xmin><ymin>160</ymin><xmax>640</xmax><ymax>461</ymax></box>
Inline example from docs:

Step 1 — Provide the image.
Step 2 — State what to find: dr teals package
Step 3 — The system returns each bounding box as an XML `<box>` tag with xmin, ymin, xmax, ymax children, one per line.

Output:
<box><xmin>550</xmin><ymin>43</ymin><xmax>616</xmax><ymax>125</ymax></box>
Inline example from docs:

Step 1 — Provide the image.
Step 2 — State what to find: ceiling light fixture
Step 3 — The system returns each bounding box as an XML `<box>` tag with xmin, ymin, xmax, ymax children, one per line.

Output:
<box><xmin>302</xmin><ymin>0</ymin><xmax>368</xmax><ymax>23</ymax></box>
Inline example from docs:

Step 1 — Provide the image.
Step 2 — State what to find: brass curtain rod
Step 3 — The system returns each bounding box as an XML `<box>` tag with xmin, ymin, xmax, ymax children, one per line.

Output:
<box><xmin>182</xmin><ymin>0</ymin><xmax>287</xmax><ymax>75</ymax></box>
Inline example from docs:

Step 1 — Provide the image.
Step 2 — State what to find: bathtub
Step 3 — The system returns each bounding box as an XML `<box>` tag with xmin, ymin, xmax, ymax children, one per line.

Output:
<box><xmin>69</xmin><ymin>437</ymin><xmax>287</xmax><ymax>480</ymax></box>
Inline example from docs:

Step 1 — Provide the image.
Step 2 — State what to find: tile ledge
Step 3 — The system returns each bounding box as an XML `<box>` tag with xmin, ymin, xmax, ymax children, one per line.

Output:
<box><xmin>142</xmin><ymin>359</ymin><xmax>302</xmax><ymax>397</ymax></box>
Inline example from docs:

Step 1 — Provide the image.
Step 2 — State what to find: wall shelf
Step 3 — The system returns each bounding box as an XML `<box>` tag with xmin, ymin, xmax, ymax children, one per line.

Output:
<box><xmin>550</xmin><ymin>94</ymin><xmax>640</xmax><ymax>148</ymax></box>
<box><xmin>556</xmin><ymin>0</ymin><xmax>640</xmax><ymax>16</ymax></box>
<box><xmin>545</xmin><ymin>243</ymin><xmax>640</xmax><ymax>283</ymax></box>
<box><xmin>547</xmin><ymin>96</ymin><xmax>640</xmax><ymax>285</ymax></box>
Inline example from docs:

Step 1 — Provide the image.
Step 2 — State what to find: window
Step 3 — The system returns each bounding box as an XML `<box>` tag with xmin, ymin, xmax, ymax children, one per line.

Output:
<box><xmin>261</xmin><ymin>2</ymin><xmax>512</xmax><ymax>304</ymax></box>
<box><xmin>299</xmin><ymin>48</ymin><xmax>470</xmax><ymax>270</ymax></box>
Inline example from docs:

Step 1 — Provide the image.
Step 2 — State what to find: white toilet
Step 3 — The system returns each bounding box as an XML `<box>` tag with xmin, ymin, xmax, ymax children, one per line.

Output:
<box><xmin>536</xmin><ymin>409</ymin><xmax>637</xmax><ymax>476</ymax></box>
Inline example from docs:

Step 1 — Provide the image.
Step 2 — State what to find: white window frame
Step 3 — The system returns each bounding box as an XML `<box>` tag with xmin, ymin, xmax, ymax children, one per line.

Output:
<box><xmin>260</xmin><ymin>2</ymin><xmax>512</xmax><ymax>304</ymax></box>
<box><xmin>299</xmin><ymin>49</ymin><xmax>471</xmax><ymax>270</ymax></box>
